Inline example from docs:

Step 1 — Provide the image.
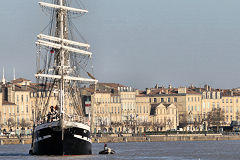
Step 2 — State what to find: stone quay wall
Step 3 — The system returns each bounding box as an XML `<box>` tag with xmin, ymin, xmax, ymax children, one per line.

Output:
<box><xmin>1</xmin><ymin>134</ymin><xmax>240</xmax><ymax>145</ymax></box>
<box><xmin>92</xmin><ymin>134</ymin><xmax>240</xmax><ymax>143</ymax></box>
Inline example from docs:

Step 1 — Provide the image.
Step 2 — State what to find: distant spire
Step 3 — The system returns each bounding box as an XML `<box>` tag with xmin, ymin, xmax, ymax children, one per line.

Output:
<box><xmin>13</xmin><ymin>68</ymin><xmax>16</xmax><ymax>80</ymax></box>
<box><xmin>2</xmin><ymin>67</ymin><xmax>6</xmax><ymax>84</ymax></box>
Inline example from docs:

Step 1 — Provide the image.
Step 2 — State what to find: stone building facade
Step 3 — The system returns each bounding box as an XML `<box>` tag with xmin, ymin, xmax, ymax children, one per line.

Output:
<box><xmin>2</xmin><ymin>76</ymin><xmax>240</xmax><ymax>134</ymax></box>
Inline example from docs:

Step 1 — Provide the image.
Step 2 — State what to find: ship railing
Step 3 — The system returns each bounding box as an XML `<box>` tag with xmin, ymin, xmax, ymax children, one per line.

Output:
<box><xmin>64</xmin><ymin>113</ymin><xmax>89</xmax><ymax>126</ymax></box>
<box><xmin>36</xmin><ymin>113</ymin><xmax>89</xmax><ymax>126</ymax></box>
<box><xmin>36</xmin><ymin>113</ymin><xmax>60</xmax><ymax>125</ymax></box>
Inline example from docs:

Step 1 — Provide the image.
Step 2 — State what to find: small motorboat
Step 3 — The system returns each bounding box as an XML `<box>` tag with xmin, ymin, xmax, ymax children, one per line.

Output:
<box><xmin>99</xmin><ymin>148</ymin><xmax>115</xmax><ymax>154</ymax></box>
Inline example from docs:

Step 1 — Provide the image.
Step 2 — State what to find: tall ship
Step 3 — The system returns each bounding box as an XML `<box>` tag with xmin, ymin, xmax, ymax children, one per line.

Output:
<box><xmin>30</xmin><ymin>0</ymin><xmax>98</xmax><ymax>155</ymax></box>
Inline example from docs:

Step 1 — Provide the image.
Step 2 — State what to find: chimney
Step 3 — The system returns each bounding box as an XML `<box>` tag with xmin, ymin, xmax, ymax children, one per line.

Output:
<box><xmin>146</xmin><ymin>88</ymin><xmax>151</xmax><ymax>95</ymax></box>
<box><xmin>231</xmin><ymin>90</ymin><xmax>234</xmax><ymax>96</ymax></box>
<box><xmin>135</xmin><ymin>90</ymin><xmax>139</xmax><ymax>95</ymax></box>
<box><xmin>165</xmin><ymin>89</ymin><xmax>169</xmax><ymax>94</ymax></box>
<box><xmin>204</xmin><ymin>84</ymin><xmax>209</xmax><ymax>91</ymax></box>
<box><xmin>178</xmin><ymin>87</ymin><xmax>187</xmax><ymax>94</ymax></box>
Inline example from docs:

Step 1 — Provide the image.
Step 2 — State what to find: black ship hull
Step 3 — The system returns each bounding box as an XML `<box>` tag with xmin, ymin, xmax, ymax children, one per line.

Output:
<box><xmin>31</xmin><ymin>121</ymin><xmax>92</xmax><ymax>155</ymax></box>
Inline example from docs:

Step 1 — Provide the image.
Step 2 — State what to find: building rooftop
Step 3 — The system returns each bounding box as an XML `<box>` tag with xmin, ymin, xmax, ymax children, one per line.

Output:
<box><xmin>12</xmin><ymin>78</ymin><xmax>31</xmax><ymax>84</ymax></box>
<box><xmin>2</xmin><ymin>100</ymin><xmax>15</xmax><ymax>105</ymax></box>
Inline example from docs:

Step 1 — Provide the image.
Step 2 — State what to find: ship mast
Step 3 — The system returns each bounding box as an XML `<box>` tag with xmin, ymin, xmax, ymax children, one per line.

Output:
<box><xmin>35</xmin><ymin>0</ymin><xmax>98</xmax><ymax>121</ymax></box>
<box><xmin>59</xmin><ymin>0</ymin><xmax>65</xmax><ymax>117</ymax></box>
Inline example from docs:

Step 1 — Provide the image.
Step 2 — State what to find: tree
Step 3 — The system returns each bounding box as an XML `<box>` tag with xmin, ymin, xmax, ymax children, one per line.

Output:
<box><xmin>152</xmin><ymin>121</ymin><xmax>165</xmax><ymax>131</ymax></box>
<box><xmin>179</xmin><ymin>113</ymin><xmax>189</xmax><ymax>131</ymax></box>
<box><xmin>97</xmin><ymin>118</ymin><xmax>107</xmax><ymax>133</ymax></box>
<box><xmin>236</xmin><ymin>111</ymin><xmax>240</xmax><ymax>121</ymax></box>
<box><xmin>166</xmin><ymin>118</ymin><xmax>173</xmax><ymax>131</ymax></box>
<box><xmin>141</xmin><ymin>121</ymin><xmax>151</xmax><ymax>132</ymax></box>
<box><xmin>207</xmin><ymin>108</ymin><xmax>225</xmax><ymax>132</ymax></box>
<box><xmin>111</xmin><ymin>122</ymin><xmax>122</xmax><ymax>133</ymax></box>
<box><xmin>0</xmin><ymin>111</ymin><xmax>3</xmax><ymax>129</ymax></box>
<box><xmin>20</xmin><ymin>119</ymin><xmax>32</xmax><ymax>129</ymax></box>
<box><xmin>7</xmin><ymin>118</ymin><xmax>16</xmax><ymax>131</ymax></box>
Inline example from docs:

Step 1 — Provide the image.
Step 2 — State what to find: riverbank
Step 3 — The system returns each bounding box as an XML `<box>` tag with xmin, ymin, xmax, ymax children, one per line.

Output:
<box><xmin>1</xmin><ymin>134</ymin><xmax>240</xmax><ymax>145</ymax></box>
<box><xmin>93</xmin><ymin>134</ymin><xmax>240</xmax><ymax>143</ymax></box>
<box><xmin>0</xmin><ymin>137</ymin><xmax>32</xmax><ymax>145</ymax></box>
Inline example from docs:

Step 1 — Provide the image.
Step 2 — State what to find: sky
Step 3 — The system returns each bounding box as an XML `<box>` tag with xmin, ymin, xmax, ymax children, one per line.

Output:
<box><xmin>1</xmin><ymin>0</ymin><xmax>240</xmax><ymax>90</ymax></box>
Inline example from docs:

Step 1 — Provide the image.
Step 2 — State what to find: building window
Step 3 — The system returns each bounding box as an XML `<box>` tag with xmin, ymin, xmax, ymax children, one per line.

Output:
<box><xmin>26</xmin><ymin>95</ymin><xmax>28</xmax><ymax>102</ymax></box>
<box><xmin>168</xmin><ymin>98</ymin><xmax>170</xmax><ymax>103</ymax></box>
<box><xmin>230</xmin><ymin>99</ymin><xmax>232</xmax><ymax>103</ymax></box>
<box><xmin>21</xmin><ymin>95</ymin><xmax>24</xmax><ymax>102</ymax></box>
<box><xmin>226</xmin><ymin>99</ymin><xmax>228</xmax><ymax>103</ymax></box>
<box><xmin>17</xmin><ymin>117</ymin><xmax>19</xmax><ymax>124</ymax></box>
<box><xmin>217</xmin><ymin>103</ymin><xmax>220</xmax><ymax>109</ymax></box>
<box><xmin>212</xmin><ymin>102</ymin><xmax>215</xmax><ymax>109</ymax></box>
<box><xmin>3</xmin><ymin>106</ymin><xmax>6</xmax><ymax>114</ymax></box>
<box><xmin>174</xmin><ymin>98</ymin><xmax>177</xmax><ymax>102</ymax></box>
<box><xmin>237</xmin><ymin>99</ymin><xmax>239</xmax><ymax>103</ymax></box>
<box><xmin>17</xmin><ymin>95</ymin><xmax>19</xmax><ymax>102</ymax></box>
<box><xmin>154</xmin><ymin>98</ymin><xmax>157</xmax><ymax>103</ymax></box>
<box><xmin>26</xmin><ymin>105</ymin><xmax>28</xmax><ymax>113</ymax></box>
<box><xmin>161</xmin><ymin>98</ymin><xmax>164</xmax><ymax>102</ymax></box>
<box><xmin>222</xmin><ymin>99</ymin><xmax>224</xmax><ymax>103</ymax></box>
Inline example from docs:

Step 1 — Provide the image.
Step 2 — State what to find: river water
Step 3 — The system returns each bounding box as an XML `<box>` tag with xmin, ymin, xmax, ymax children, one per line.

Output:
<box><xmin>0</xmin><ymin>141</ymin><xmax>240</xmax><ymax>160</ymax></box>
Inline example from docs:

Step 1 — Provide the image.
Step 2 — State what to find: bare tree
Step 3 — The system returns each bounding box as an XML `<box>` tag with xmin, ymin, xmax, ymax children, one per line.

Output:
<box><xmin>166</xmin><ymin>118</ymin><xmax>173</xmax><ymax>130</ymax></box>
<box><xmin>152</xmin><ymin>121</ymin><xmax>164</xmax><ymax>131</ymax></box>
<box><xmin>0</xmin><ymin>111</ymin><xmax>3</xmax><ymax>129</ymax></box>
<box><xmin>7</xmin><ymin>118</ymin><xmax>16</xmax><ymax>131</ymax></box>
<box><xmin>20</xmin><ymin>119</ymin><xmax>31</xmax><ymax>129</ymax></box>
<box><xmin>179</xmin><ymin>113</ymin><xmax>189</xmax><ymax>131</ymax></box>
<box><xmin>236</xmin><ymin>111</ymin><xmax>240</xmax><ymax>121</ymax></box>
<box><xmin>141</xmin><ymin>121</ymin><xmax>151</xmax><ymax>132</ymax></box>
<box><xmin>111</xmin><ymin>122</ymin><xmax>122</xmax><ymax>133</ymax></box>
<box><xmin>207</xmin><ymin>108</ymin><xmax>225</xmax><ymax>132</ymax></box>
<box><xmin>98</xmin><ymin>118</ymin><xmax>107</xmax><ymax>133</ymax></box>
